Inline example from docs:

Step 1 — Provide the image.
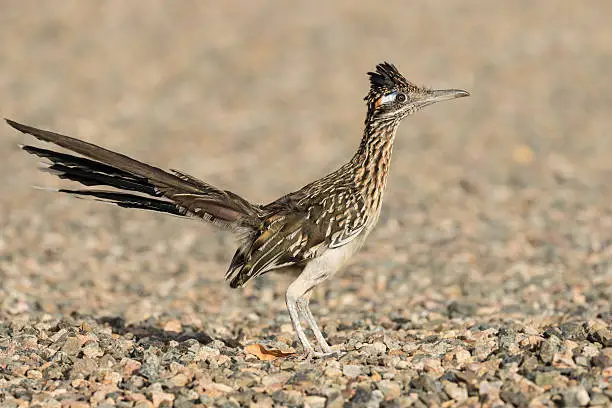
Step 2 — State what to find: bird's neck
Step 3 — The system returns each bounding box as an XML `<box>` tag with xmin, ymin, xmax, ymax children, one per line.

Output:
<box><xmin>350</xmin><ymin>120</ymin><xmax>400</xmax><ymax>210</ymax></box>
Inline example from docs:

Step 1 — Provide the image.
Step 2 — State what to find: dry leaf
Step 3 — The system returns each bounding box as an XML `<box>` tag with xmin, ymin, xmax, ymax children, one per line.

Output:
<box><xmin>244</xmin><ymin>344</ymin><xmax>296</xmax><ymax>360</ymax></box>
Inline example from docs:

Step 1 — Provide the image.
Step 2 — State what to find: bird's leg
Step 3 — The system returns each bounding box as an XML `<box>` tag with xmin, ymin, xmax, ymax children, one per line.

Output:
<box><xmin>285</xmin><ymin>280</ymin><xmax>316</xmax><ymax>356</ymax></box>
<box><xmin>287</xmin><ymin>265</ymin><xmax>340</xmax><ymax>359</ymax></box>
<box><xmin>297</xmin><ymin>291</ymin><xmax>332</xmax><ymax>354</ymax></box>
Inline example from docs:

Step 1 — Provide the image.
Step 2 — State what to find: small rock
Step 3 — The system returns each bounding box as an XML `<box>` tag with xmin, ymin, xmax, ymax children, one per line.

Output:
<box><xmin>62</xmin><ymin>336</ymin><xmax>82</xmax><ymax>356</ymax></box>
<box><xmin>563</xmin><ymin>386</ymin><xmax>590</xmax><ymax>407</ymax></box>
<box><xmin>589</xmin><ymin>324</ymin><xmax>611</xmax><ymax>347</ymax></box>
<box><xmin>250</xmin><ymin>395</ymin><xmax>274</xmax><ymax>408</ymax></box>
<box><xmin>50</xmin><ymin>328</ymin><xmax>68</xmax><ymax>342</ymax></box>
<box><xmin>68</xmin><ymin>402</ymin><xmax>91</xmax><ymax>408</ymax></box>
<box><xmin>279</xmin><ymin>361</ymin><xmax>295</xmax><ymax>370</ymax></box>
<box><xmin>342</xmin><ymin>364</ymin><xmax>362</xmax><ymax>378</ymax></box>
<box><xmin>71</xmin><ymin>378</ymin><xmax>89</xmax><ymax>388</ymax></box>
<box><xmin>574</xmin><ymin>355</ymin><xmax>589</xmax><ymax>366</ymax></box>
<box><xmin>559</xmin><ymin>322</ymin><xmax>588</xmax><ymax>341</ymax></box>
<box><xmin>383</xmin><ymin>333</ymin><xmax>401</xmax><ymax>350</ymax></box>
<box><xmin>443</xmin><ymin>381</ymin><xmax>468</xmax><ymax>401</ymax></box>
<box><xmin>283</xmin><ymin>390</ymin><xmax>304</xmax><ymax>405</ymax></box>
<box><xmin>589</xmin><ymin>392</ymin><xmax>610</xmax><ymax>406</ymax></box>
<box><xmin>348</xmin><ymin>386</ymin><xmax>375</xmax><ymax>405</ymax></box>
<box><xmin>43</xmin><ymin>366</ymin><xmax>64</xmax><ymax>380</ymax></box>
<box><xmin>235</xmin><ymin>371</ymin><xmax>259</xmax><ymax>388</ymax></box>
<box><xmin>521</xmin><ymin>354</ymin><xmax>539</xmax><ymax>371</ymax></box>
<box><xmin>371</xmin><ymin>341</ymin><xmax>387</xmax><ymax>354</ymax></box>
<box><xmin>279</xmin><ymin>323</ymin><xmax>294</xmax><ymax>333</ymax></box>
<box><xmin>411</xmin><ymin>374</ymin><xmax>439</xmax><ymax>393</ymax></box>
<box><xmin>593</xmin><ymin>349</ymin><xmax>611</xmax><ymax>368</ymax></box>
<box><xmin>304</xmin><ymin>395</ymin><xmax>326</xmax><ymax>408</ymax></box>
<box><xmin>534</xmin><ymin>371</ymin><xmax>563</xmax><ymax>387</ymax></box>
<box><xmin>371</xmin><ymin>390</ymin><xmax>384</xmax><ymax>405</ymax></box>
<box><xmin>82</xmin><ymin>342</ymin><xmax>103</xmax><ymax>358</ymax></box>
<box><xmin>581</xmin><ymin>343</ymin><xmax>600</xmax><ymax>358</ymax></box>
<box><xmin>196</xmin><ymin>345</ymin><xmax>220</xmax><ymax>361</ymax></box>
<box><xmin>479</xmin><ymin>381</ymin><xmax>502</xmax><ymax>401</ymax></box>
<box><xmin>423</xmin><ymin>358</ymin><xmax>443</xmax><ymax>374</ymax></box>
<box><xmin>539</xmin><ymin>335</ymin><xmax>561</xmax><ymax>364</ymax></box>
<box><xmin>325</xmin><ymin>393</ymin><xmax>345</xmax><ymax>408</ymax></box>
<box><xmin>121</xmin><ymin>358</ymin><xmax>142</xmax><ymax>376</ymax></box>
<box><xmin>324</xmin><ymin>366</ymin><xmax>343</xmax><ymax>378</ymax></box>
<box><xmin>500</xmin><ymin>382</ymin><xmax>529</xmax><ymax>407</ymax></box>
<box><xmin>454</xmin><ymin>347</ymin><xmax>472</xmax><ymax>365</ymax></box>
<box><xmin>26</xmin><ymin>369</ymin><xmax>42</xmax><ymax>379</ymax></box>
<box><xmin>171</xmin><ymin>373</ymin><xmax>189</xmax><ymax>387</ymax></box>
<box><xmin>99</xmin><ymin>354</ymin><xmax>117</xmax><ymax>368</ymax></box>
<box><xmin>163</xmin><ymin>319</ymin><xmax>182</xmax><ymax>333</ymax></box>
<box><xmin>261</xmin><ymin>372</ymin><xmax>291</xmax><ymax>389</ymax></box>
<box><xmin>72</xmin><ymin>357</ymin><xmax>98</xmax><ymax>377</ymax></box>
<box><xmin>101</xmin><ymin>371</ymin><xmax>122</xmax><ymax>385</ymax></box>
<box><xmin>376</xmin><ymin>380</ymin><xmax>401</xmax><ymax>399</ymax></box>
<box><xmin>150</xmin><ymin>389</ymin><xmax>175</xmax><ymax>407</ymax></box>
<box><xmin>139</xmin><ymin>352</ymin><xmax>161</xmax><ymax>381</ymax></box>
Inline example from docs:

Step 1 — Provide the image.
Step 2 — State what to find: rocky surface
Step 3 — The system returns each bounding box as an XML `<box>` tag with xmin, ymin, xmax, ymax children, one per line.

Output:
<box><xmin>1</xmin><ymin>2</ymin><xmax>611</xmax><ymax>407</ymax></box>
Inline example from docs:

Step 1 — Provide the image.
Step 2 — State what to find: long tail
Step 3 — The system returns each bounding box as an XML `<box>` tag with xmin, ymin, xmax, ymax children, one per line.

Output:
<box><xmin>7</xmin><ymin>119</ymin><xmax>261</xmax><ymax>232</ymax></box>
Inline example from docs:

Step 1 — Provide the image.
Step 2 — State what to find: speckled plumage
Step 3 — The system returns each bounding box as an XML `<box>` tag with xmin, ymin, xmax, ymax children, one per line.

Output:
<box><xmin>7</xmin><ymin>62</ymin><xmax>469</xmax><ymax>357</ymax></box>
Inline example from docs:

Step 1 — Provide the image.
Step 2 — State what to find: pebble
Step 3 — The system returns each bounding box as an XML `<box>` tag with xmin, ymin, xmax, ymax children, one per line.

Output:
<box><xmin>170</xmin><ymin>373</ymin><xmax>190</xmax><ymax>387</ymax></box>
<box><xmin>324</xmin><ymin>366</ymin><xmax>343</xmax><ymax>378</ymax></box>
<box><xmin>376</xmin><ymin>379</ymin><xmax>401</xmax><ymax>399</ymax></box>
<box><xmin>443</xmin><ymin>381</ymin><xmax>468</xmax><ymax>401</ymax></box>
<box><xmin>150</xmin><ymin>388</ymin><xmax>175</xmax><ymax>407</ymax></box>
<box><xmin>82</xmin><ymin>342</ymin><xmax>103</xmax><ymax>358</ymax></box>
<box><xmin>563</xmin><ymin>386</ymin><xmax>591</xmax><ymax>407</ymax></box>
<box><xmin>304</xmin><ymin>395</ymin><xmax>327</xmax><ymax>408</ymax></box>
<box><xmin>26</xmin><ymin>369</ymin><xmax>42</xmax><ymax>379</ymax></box>
<box><xmin>371</xmin><ymin>341</ymin><xmax>387</xmax><ymax>354</ymax></box>
<box><xmin>342</xmin><ymin>364</ymin><xmax>363</xmax><ymax>378</ymax></box>
<box><xmin>61</xmin><ymin>337</ymin><xmax>82</xmax><ymax>356</ymax></box>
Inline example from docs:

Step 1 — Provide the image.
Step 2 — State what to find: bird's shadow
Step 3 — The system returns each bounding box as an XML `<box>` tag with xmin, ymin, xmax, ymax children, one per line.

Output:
<box><xmin>95</xmin><ymin>315</ymin><xmax>243</xmax><ymax>349</ymax></box>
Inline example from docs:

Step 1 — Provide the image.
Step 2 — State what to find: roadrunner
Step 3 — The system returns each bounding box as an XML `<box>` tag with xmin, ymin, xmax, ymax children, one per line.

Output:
<box><xmin>7</xmin><ymin>62</ymin><xmax>469</xmax><ymax>358</ymax></box>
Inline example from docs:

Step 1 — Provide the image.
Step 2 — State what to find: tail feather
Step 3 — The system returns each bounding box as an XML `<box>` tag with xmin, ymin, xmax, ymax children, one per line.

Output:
<box><xmin>8</xmin><ymin>119</ymin><xmax>261</xmax><ymax>232</ymax></box>
<box><xmin>42</xmin><ymin>163</ymin><xmax>156</xmax><ymax>195</ymax></box>
<box><xmin>58</xmin><ymin>189</ymin><xmax>184</xmax><ymax>216</ymax></box>
<box><xmin>25</xmin><ymin>145</ymin><xmax>158</xmax><ymax>195</ymax></box>
<box><xmin>22</xmin><ymin>145</ymin><xmax>146</xmax><ymax>184</ymax></box>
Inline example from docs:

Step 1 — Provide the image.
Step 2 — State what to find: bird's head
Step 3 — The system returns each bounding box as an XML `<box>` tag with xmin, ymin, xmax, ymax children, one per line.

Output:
<box><xmin>365</xmin><ymin>62</ymin><xmax>469</xmax><ymax>124</ymax></box>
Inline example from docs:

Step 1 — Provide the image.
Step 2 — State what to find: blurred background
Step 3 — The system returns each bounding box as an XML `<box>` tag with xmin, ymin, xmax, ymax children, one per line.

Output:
<box><xmin>0</xmin><ymin>1</ymin><xmax>610</xmax><ymax>331</ymax></box>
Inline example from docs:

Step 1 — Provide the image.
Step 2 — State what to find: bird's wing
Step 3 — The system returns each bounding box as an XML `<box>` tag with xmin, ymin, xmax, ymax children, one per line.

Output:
<box><xmin>226</xmin><ymin>187</ymin><xmax>367</xmax><ymax>287</ymax></box>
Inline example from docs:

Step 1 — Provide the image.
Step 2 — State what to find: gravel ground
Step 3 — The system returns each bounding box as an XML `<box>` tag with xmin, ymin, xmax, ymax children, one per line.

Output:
<box><xmin>1</xmin><ymin>2</ymin><xmax>611</xmax><ymax>407</ymax></box>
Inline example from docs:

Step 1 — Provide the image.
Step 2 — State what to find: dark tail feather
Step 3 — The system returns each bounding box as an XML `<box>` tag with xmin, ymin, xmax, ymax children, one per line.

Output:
<box><xmin>24</xmin><ymin>145</ymin><xmax>159</xmax><ymax>196</ymax></box>
<box><xmin>59</xmin><ymin>189</ymin><xmax>184</xmax><ymax>216</ymax></box>
<box><xmin>22</xmin><ymin>144</ymin><xmax>186</xmax><ymax>217</ymax></box>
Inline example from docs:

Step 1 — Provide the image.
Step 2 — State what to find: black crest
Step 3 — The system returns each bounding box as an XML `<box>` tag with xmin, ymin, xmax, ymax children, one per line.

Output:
<box><xmin>365</xmin><ymin>62</ymin><xmax>417</xmax><ymax>102</ymax></box>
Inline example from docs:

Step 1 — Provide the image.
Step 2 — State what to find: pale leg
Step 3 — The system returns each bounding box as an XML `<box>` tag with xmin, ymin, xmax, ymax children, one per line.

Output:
<box><xmin>285</xmin><ymin>244</ymin><xmax>354</xmax><ymax>358</ymax></box>
<box><xmin>297</xmin><ymin>291</ymin><xmax>332</xmax><ymax>354</ymax></box>
<box><xmin>285</xmin><ymin>283</ymin><xmax>315</xmax><ymax>356</ymax></box>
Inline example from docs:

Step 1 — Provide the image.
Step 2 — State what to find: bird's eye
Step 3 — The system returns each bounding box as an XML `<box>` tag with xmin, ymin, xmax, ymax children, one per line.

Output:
<box><xmin>379</xmin><ymin>91</ymin><xmax>406</xmax><ymax>105</ymax></box>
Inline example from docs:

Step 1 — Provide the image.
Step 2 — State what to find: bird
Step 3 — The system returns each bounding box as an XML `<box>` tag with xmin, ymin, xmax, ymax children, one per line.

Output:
<box><xmin>6</xmin><ymin>62</ymin><xmax>469</xmax><ymax>359</ymax></box>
